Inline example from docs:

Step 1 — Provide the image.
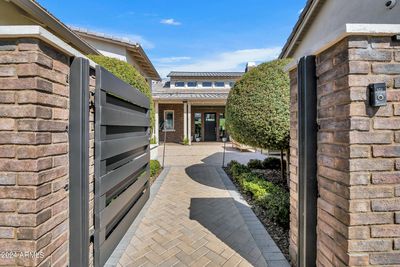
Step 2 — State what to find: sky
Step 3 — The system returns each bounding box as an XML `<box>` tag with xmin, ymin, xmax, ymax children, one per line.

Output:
<box><xmin>37</xmin><ymin>0</ymin><xmax>307</xmax><ymax>78</ymax></box>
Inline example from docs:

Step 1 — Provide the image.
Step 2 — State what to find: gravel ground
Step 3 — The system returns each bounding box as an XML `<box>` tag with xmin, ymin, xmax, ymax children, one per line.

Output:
<box><xmin>224</xmin><ymin>168</ymin><xmax>291</xmax><ymax>263</ymax></box>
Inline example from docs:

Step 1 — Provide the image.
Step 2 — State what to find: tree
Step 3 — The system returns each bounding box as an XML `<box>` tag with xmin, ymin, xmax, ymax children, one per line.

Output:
<box><xmin>226</xmin><ymin>59</ymin><xmax>291</xmax><ymax>179</ymax></box>
<box><xmin>88</xmin><ymin>55</ymin><xmax>155</xmax><ymax>133</ymax></box>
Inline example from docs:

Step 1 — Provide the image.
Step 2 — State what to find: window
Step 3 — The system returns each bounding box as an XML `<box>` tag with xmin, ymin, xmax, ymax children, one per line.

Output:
<box><xmin>194</xmin><ymin>113</ymin><xmax>202</xmax><ymax>138</ymax></box>
<box><xmin>187</xmin><ymin>81</ymin><xmax>197</xmax><ymax>87</ymax></box>
<box><xmin>164</xmin><ymin>110</ymin><xmax>174</xmax><ymax>130</ymax></box>
<box><xmin>202</xmin><ymin>81</ymin><xmax>212</xmax><ymax>87</ymax></box>
<box><xmin>219</xmin><ymin>113</ymin><xmax>226</xmax><ymax>138</ymax></box>
<box><xmin>214</xmin><ymin>82</ymin><xmax>225</xmax><ymax>87</ymax></box>
<box><xmin>175</xmin><ymin>82</ymin><xmax>185</xmax><ymax>87</ymax></box>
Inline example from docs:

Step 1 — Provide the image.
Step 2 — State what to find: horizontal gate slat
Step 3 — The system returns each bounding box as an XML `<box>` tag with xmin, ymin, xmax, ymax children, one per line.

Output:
<box><xmin>99</xmin><ymin>171</ymin><xmax>149</xmax><ymax>228</ymax></box>
<box><xmin>100</xmin><ymin>135</ymin><xmax>149</xmax><ymax>160</ymax></box>
<box><xmin>99</xmin><ymin>186</ymin><xmax>149</xmax><ymax>266</ymax></box>
<box><xmin>100</xmin><ymin>106</ymin><xmax>149</xmax><ymax>127</ymax></box>
<box><xmin>99</xmin><ymin>153</ymin><xmax>149</xmax><ymax>196</ymax></box>
<box><xmin>98</xmin><ymin>67</ymin><xmax>150</xmax><ymax>109</ymax></box>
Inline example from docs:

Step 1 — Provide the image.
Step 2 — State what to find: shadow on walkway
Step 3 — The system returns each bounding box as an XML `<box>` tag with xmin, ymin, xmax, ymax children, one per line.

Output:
<box><xmin>185</xmin><ymin>164</ymin><xmax>226</xmax><ymax>189</ymax></box>
<box><xmin>189</xmin><ymin>197</ymin><xmax>265</xmax><ymax>266</ymax></box>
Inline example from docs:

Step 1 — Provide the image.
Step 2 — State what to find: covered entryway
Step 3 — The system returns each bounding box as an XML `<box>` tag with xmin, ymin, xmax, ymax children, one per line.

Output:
<box><xmin>204</xmin><ymin>113</ymin><xmax>217</xmax><ymax>141</ymax></box>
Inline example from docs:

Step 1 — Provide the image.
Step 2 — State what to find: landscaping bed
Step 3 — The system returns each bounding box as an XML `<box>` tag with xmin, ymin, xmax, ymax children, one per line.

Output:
<box><xmin>224</xmin><ymin>158</ymin><xmax>290</xmax><ymax>262</ymax></box>
<box><xmin>149</xmin><ymin>159</ymin><xmax>162</xmax><ymax>185</ymax></box>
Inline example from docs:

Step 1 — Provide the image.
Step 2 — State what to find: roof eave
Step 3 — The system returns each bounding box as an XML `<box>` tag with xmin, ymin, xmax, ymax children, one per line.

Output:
<box><xmin>279</xmin><ymin>0</ymin><xmax>325</xmax><ymax>59</ymax></box>
<box><xmin>11</xmin><ymin>0</ymin><xmax>99</xmax><ymax>55</ymax></box>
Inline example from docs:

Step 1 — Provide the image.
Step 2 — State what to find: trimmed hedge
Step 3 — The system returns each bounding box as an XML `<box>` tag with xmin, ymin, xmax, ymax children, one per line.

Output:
<box><xmin>226</xmin><ymin>59</ymin><xmax>291</xmax><ymax>151</ymax></box>
<box><xmin>150</xmin><ymin>160</ymin><xmax>161</xmax><ymax>177</ymax></box>
<box><xmin>247</xmin><ymin>159</ymin><xmax>264</xmax><ymax>169</ymax></box>
<box><xmin>227</xmin><ymin>160</ymin><xmax>289</xmax><ymax>227</ymax></box>
<box><xmin>88</xmin><ymin>55</ymin><xmax>155</xmax><ymax>132</ymax></box>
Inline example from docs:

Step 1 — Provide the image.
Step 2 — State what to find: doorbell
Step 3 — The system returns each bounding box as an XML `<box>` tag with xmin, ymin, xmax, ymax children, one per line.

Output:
<box><xmin>369</xmin><ymin>83</ymin><xmax>387</xmax><ymax>107</ymax></box>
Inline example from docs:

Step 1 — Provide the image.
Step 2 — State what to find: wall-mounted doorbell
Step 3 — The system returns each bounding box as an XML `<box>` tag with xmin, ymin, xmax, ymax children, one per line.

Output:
<box><xmin>369</xmin><ymin>83</ymin><xmax>387</xmax><ymax>107</ymax></box>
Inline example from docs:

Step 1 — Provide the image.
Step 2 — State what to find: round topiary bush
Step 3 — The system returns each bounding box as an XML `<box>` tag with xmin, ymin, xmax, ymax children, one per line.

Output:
<box><xmin>226</xmin><ymin>59</ymin><xmax>291</xmax><ymax>151</ymax></box>
<box><xmin>88</xmin><ymin>55</ymin><xmax>155</xmax><ymax>132</ymax></box>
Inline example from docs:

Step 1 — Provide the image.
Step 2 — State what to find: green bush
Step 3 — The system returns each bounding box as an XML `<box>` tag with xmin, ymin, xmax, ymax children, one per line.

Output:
<box><xmin>150</xmin><ymin>160</ymin><xmax>161</xmax><ymax>177</ymax></box>
<box><xmin>262</xmin><ymin>157</ymin><xmax>285</xmax><ymax>170</ymax></box>
<box><xmin>247</xmin><ymin>159</ymin><xmax>264</xmax><ymax>169</ymax></box>
<box><xmin>259</xmin><ymin>186</ymin><xmax>290</xmax><ymax>227</ymax></box>
<box><xmin>227</xmin><ymin>161</ymin><xmax>289</xmax><ymax>227</ymax></box>
<box><xmin>88</xmin><ymin>55</ymin><xmax>155</xmax><ymax>132</ymax></box>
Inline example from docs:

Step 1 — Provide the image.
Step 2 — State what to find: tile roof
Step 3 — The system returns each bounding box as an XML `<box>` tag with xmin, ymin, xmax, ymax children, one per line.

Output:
<box><xmin>153</xmin><ymin>92</ymin><xmax>228</xmax><ymax>100</ymax></box>
<box><xmin>167</xmin><ymin>71</ymin><xmax>244</xmax><ymax>78</ymax></box>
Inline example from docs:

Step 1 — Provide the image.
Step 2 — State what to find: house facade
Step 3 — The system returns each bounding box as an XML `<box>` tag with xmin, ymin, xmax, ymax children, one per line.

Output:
<box><xmin>152</xmin><ymin>66</ymin><xmax>254</xmax><ymax>144</ymax></box>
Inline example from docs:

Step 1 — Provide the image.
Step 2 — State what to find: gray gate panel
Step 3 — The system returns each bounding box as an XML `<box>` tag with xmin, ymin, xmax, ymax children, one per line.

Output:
<box><xmin>99</xmin><ymin>154</ymin><xmax>149</xmax><ymax>195</ymax></box>
<box><xmin>100</xmin><ymin>135</ymin><xmax>149</xmax><ymax>160</ymax></box>
<box><xmin>100</xmin><ymin>106</ymin><xmax>149</xmax><ymax>127</ymax></box>
<box><xmin>97</xmin><ymin>66</ymin><xmax>149</xmax><ymax>109</ymax></box>
<box><xmin>99</xmin><ymin>186</ymin><xmax>150</xmax><ymax>265</ymax></box>
<box><xmin>100</xmin><ymin>172</ymin><xmax>149</xmax><ymax>228</ymax></box>
<box><xmin>95</xmin><ymin>65</ymin><xmax>150</xmax><ymax>266</ymax></box>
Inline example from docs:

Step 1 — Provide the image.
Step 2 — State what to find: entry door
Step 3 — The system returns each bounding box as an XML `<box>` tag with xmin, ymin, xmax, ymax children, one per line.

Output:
<box><xmin>204</xmin><ymin>113</ymin><xmax>217</xmax><ymax>141</ymax></box>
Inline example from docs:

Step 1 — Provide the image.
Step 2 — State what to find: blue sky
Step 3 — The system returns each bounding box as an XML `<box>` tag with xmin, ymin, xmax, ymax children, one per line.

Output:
<box><xmin>37</xmin><ymin>0</ymin><xmax>307</xmax><ymax>77</ymax></box>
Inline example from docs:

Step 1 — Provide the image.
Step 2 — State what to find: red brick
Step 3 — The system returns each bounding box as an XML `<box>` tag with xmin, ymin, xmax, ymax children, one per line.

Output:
<box><xmin>374</xmin><ymin>118</ymin><xmax>400</xmax><ymax>129</ymax></box>
<box><xmin>388</xmin><ymin>90</ymin><xmax>400</xmax><ymax>102</ymax></box>
<box><xmin>0</xmin><ymin>145</ymin><xmax>15</xmax><ymax>158</ymax></box>
<box><xmin>372</xmin><ymin>172</ymin><xmax>400</xmax><ymax>184</ymax></box>
<box><xmin>348</xmin><ymin>239</ymin><xmax>392</xmax><ymax>252</ymax></box>
<box><xmin>349</xmin><ymin>131</ymin><xmax>392</xmax><ymax>144</ymax></box>
<box><xmin>0</xmin><ymin>77</ymin><xmax>52</xmax><ymax>92</ymax></box>
<box><xmin>0</xmin><ymin>227</ymin><xmax>14</xmax><ymax>239</ymax></box>
<box><xmin>350</xmin><ymin>186</ymin><xmax>393</xmax><ymax>199</ymax></box>
<box><xmin>0</xmin><ymin>199</ymin><xmax>16</xmax><ymax>212</ymax></box>
<box><xmin>350</xmin><ymin>118</ymin><xmax>370</xmax><ymax>131</ymax></box>
<box><xmin>370</xmin><ymin>253</ymin><xmax>400</xmax><ymax>265</ymax></box>
<box><xmin>371</xmin><ymin>225</ymin><xmax>400</xmax><ymax>237</ymax></box>
<box><xmin>350</xmin><ymin>212</ymin><xmax>393</xmax><ymax>225</ymax></box>
<box><xmin>349</xmin><ymin>159</ymin><xmax>393</xmax><ymax>171</ymax></box>
<box><xmin>17</xmin><ymin>90</ymin><xmax>67</xmax><ymax>108</ymax></box>
<box><xmin>372</xmin><ymin>198</ymin><xmax>400</xmax><ymax>211</ymax></box>
<box><xmin>349</xmin><ymin>49</ymin><xmax>392</xmax><ymax>61</ymax></box>
<box><xmin>0</xmin><ymin>65</ymin><xmax>16</xmax><ymax>77</ymax></box>
<box><xmin>0</xmin><ymin>118</ymin><xmax>15</xmax><ymax>130</ymax></box>
<box><xmin>349</xmin><ymin>61</ymin><xmax>370</xmax><ymax>74</ymax></box>
<box><xmin>350</xmin><ymin>146</ymin><xmax>370</xmax><ymax>158</ymax></box>
<box><xmin>348</xmin><ymin>226</ymin><xmax>370</xmax><ymax>239</ymax></box>
<box><xmin>348</xmin><ymin>253</ymin><xmax>369</xmax><ymax>266</ymax></box>
<box><xmin>0</xmin><ymin>91</ymin><xmax>14</xmax><ymax>103</ymax></box>
<box><xmin>349</xmin><ymin>173</ymin><xmax>370</xmax><ymax>185</ymax></box>
<box><xmin>372</xmin><ymin>63</ymin><xmax>400</xmax><ymax>74</ymax></box>
<box><xmin>16</xmin><ymin>63</ymin><xmax>67</xmax><ymax>85</ymax></box>
<box><xmin>373</xmin><ymin>145</ymin><xmax>400</xmax><ymax>157</ymax></box>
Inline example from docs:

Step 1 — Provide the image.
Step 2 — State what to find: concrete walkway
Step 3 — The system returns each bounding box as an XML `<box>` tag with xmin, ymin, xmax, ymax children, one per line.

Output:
<box><xmin>107</xmin><ymin>143</ymin><xmax>289</xmax><ymax>267</ymax></box>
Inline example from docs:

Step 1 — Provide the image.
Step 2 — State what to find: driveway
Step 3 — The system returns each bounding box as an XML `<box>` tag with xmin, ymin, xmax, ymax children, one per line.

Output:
<box><xmin>106</xmin><ymin>143</ymin><xmax>289</xmax><ymax>267</ymax></box>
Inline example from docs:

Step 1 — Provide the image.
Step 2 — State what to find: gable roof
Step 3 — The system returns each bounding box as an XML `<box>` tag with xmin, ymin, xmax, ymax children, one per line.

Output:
<box><xmin>10</xmin><ymin>0</ymin><xmax>99</xmax><ymax>55</ymax></box>
<box><xmin>73</xmin><ymin>28</ymin><xmax>161</xmax><ymax>81</ymax></box>
<box><xmin>168</xmin><ymin>71</ymin><xmax>244</xmax><ymax>78</ymax></box>
<box><xmin>279</xmin><ymin>0</ymin><xmax>325</xmax><ymax>59</ymax></box>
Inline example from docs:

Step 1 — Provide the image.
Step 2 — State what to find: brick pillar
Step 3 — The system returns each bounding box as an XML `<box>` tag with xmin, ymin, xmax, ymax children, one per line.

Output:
<box><xmin>0</xmin><ymin>38</ymin><xmax>70</xmax><ymax>266</ymax></box>
<box><xmin>289</xmin><ymin>35</ymin><xmax>400</xmax><ymax>266</ymax></box>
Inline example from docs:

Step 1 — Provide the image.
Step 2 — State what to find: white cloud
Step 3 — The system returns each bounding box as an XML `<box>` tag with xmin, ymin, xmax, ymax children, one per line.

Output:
<box><xmin>155</xmin><ymin>47</ymin><xmax>282</xmax><ymax>77</ymax></box>
<box><xmin>160</xmin><ymin>18</ymin><xmax>181</xmax><ymax>26</ymax></box>
<box><xmin>154</xmin><ymin>56</ymin><xmax>191</xmax><ymax>63</ymax></box>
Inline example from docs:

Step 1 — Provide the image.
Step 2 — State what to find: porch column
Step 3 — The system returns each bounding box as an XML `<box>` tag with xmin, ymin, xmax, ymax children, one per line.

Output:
<box><xmin>188</xmin><ymin>102</ymin><xmax>192</xmax><ymax>145</ymax></box>
<box><xmin>154</xmin><ymin>101</ymin><xmax>159</xmax><ymax>144</ymax></box>
<box><xmin>183</xmin><ymin>102</ymin><xmax>188</xmax><ymax>140</ymax></box>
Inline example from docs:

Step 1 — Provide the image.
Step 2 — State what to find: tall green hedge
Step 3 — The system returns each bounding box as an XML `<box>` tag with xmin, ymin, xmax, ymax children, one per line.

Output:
<box><xmin>88</xmin><ymin>55</ymin><xmax>155</xmax><ymax>132</ymax></box>
<box><xmin>226</xmin><ymin>59</ymin><xmax>291</xmax><ymax>151</ymax></box>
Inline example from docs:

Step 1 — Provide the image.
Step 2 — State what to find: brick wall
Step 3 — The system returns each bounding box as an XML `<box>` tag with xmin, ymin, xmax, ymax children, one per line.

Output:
<box><xmin>346</xmin><ymin>35</ymin><xmax>400</xmax><ymax>266</ymax></box>
<box><xmin>289</xmin><ymin>36</ymin><xmax>400</xmax><ymax>266</ymax></box>
<box><xmin>0</xmin><ymin>38</ymin><xmax>70</xmax><ymax>266</ymax></box>
<box><xmin>159</xmin><ymin>103</ymin><xmax>184</xmax><ymax>143</ymax></box>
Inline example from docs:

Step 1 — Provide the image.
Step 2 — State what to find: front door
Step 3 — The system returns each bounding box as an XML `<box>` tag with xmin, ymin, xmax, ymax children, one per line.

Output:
<box><xmin>204</xmin><ymin>113</ymin><xmax>217</xmax><ymax>141</ymax></box>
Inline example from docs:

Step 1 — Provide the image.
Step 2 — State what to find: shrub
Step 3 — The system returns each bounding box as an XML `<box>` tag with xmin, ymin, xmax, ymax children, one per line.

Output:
<box><xmin>262</xmin><ymin>157</ymin><xmax>285</xmax><ymax>170</ymax></box>
<box><xmin>150</xmin><ymin>136</ymin><xmax>157</xmax><ymax>145</ymax></box>
<box><xmin>88</xmin><ymin>55</ymin><xmax>155</xmax><ymax>132</ymax></box>
<box><xmin>259</xmin><ymin>186</ymin><xmax>290</xmax><ymax>227</ymax></box>
<box><xmin>228</xmin><ymin>161</ymin><xmax>250</xmax><ymax>177</ymax></box>
<box><xmin>226</xmin><ymin>59</ymin><xmax>291</xmax><ymax>151</ymax></box>
<box><xmin>247</xmin><ymin>159</ymin><xmax>264</xmax><ymax>169</ymax></box>
<box><xmin>182</xmin><ymin>137</ymin><xmax>189</xmax><ymax>145</ymax></box>
<box><xmin>150</xmin><ymin>160</ymin><xmax>161</xmax><ymax>177</ymax></box>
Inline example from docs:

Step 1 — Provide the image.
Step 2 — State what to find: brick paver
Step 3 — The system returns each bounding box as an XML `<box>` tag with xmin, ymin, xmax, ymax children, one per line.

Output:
<box><xmin>111</xmin><ymin>143</ymin><xmax>288</xmax><ymax>267</ymax></box>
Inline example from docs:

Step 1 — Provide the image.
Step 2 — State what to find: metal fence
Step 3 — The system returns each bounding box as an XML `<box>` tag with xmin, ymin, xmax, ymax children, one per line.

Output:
<box><xmin>94</xmin><ymin>65</ymin><xmax>151</xmax><ymax>266</ymax></box>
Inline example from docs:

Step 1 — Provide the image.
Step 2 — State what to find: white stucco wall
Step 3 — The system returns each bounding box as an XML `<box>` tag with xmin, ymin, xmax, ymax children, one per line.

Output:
<box><xmin>0</xmin><ymin>1</ymin><xmax>35</xmax><ymax>25</ymax></box>
<box><xmin>291</xmin><ymin>0</ymin><xmax>400</xmax><ymax>60</ymax></box>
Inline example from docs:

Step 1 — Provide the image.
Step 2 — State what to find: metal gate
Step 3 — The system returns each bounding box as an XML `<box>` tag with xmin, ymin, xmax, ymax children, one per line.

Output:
<box><xmin>94</xmin><ymin>65</ymin><xmax>150</xmax><ymax>266</ymax></box>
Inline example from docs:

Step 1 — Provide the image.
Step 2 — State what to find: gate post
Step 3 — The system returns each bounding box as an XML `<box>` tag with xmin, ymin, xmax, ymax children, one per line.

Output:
<box><xmin>69</xmin><ymin>57</ymin><xmax>90</xmax><ymax>267</ymax></box>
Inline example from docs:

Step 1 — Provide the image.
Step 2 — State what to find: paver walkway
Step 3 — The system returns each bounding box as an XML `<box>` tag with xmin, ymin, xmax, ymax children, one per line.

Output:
<box><xmin>108</xmin><ymin>143</ymin><xmax>289</xmax><ymax>267</ymax></box>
